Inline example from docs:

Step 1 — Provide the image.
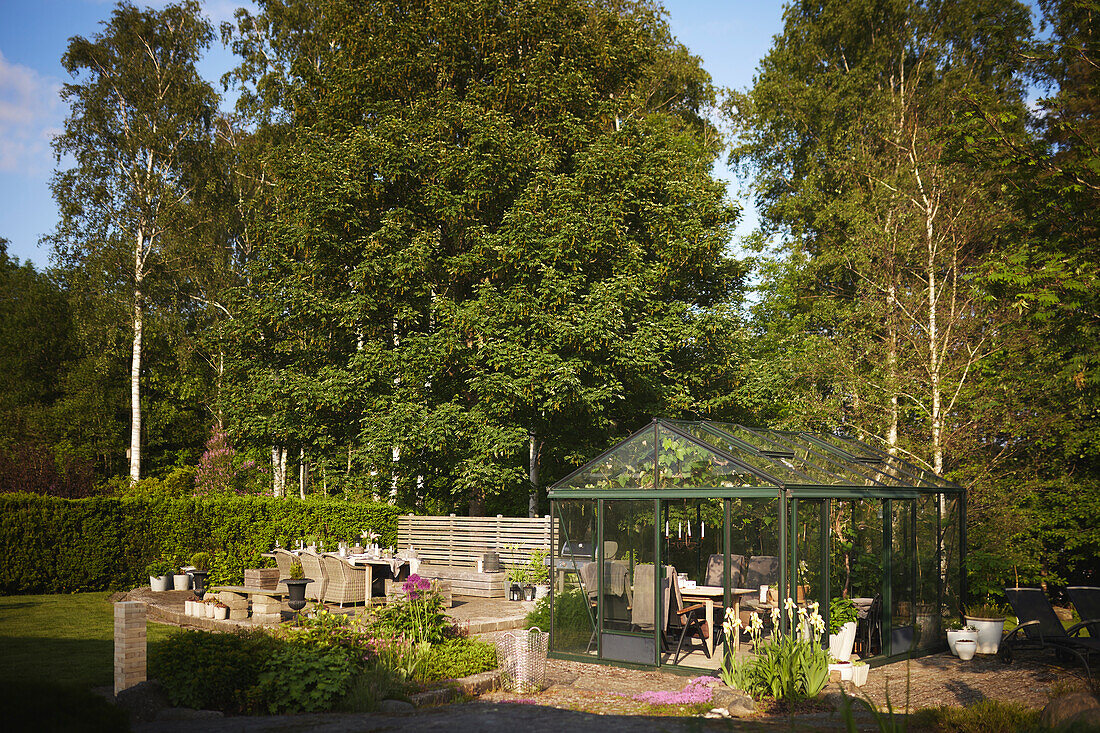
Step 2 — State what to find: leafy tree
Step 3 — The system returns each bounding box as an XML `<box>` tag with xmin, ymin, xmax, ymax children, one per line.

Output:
<box><xmin>49</xmin><ymin>0</ymin><xmax>219</xmax><ymax>483</ymax></box>
<box><xmin>221</xmin><ymin>0</ymin><xmax>743</xmax><ymax>513</ymax></box>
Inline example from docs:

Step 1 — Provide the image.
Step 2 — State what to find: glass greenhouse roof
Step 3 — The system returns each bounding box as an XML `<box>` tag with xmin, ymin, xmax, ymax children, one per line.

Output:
<box><xmin>550</xmin><ymin>419</ymin><xmax>960</xmax><ymax>495</ymax></box>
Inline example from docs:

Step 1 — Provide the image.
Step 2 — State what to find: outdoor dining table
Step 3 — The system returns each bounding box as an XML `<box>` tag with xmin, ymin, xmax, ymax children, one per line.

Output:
<box><xmin>345</xmin><ymin>553</ymin><xmax>420</xmax><ymax>604</ymax></box>
<box><xmin>677</xmin><ymin>585</ymin><xmax>759</xmax><ymax>656</ymax></box>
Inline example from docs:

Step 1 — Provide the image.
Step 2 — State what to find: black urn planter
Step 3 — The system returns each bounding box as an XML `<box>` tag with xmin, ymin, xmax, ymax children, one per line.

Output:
<box><xmin>282</xmin><ymin>578</ymin><xmax>311</xmax><ymax>614</ymax></box>
<box><xmin>189</xmin><ymin>570</ymin><xmax>209</xmax><ymax>601</ymax></box>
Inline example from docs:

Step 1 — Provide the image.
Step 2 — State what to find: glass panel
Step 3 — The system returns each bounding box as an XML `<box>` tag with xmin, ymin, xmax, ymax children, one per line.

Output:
<box><xmin>890</xmin><ymin>500</ymin><xmax>915</xmax><ymax>655</ymax></box>
<box><xmin>598</xmin><ymin>500</ymin><xmax>655</xmax><ymax>663</ymax></box>
<box><xmin>656</xmin><ymin>425</ymin><xmax>755</xmax><ymax>489</ymax></box>
<box><xmin>831</xmin><ymin>499</ymin><xmax>884</xmax><ymax>656</ymax></box>
<box><xmin>846</xmin><ymin>436</ymin><xmax>952</xmax><ymax>488</ymax></box>
<box><xmin>915</xmin><ymin>494</ymin><xmax>940</xmax><ymax>650</ymax></box>
<box><xmin>754</xmin><ymin>430</ymin><xmax>880</xmax><ymax>486</ymax></box>
<box><xmin>563</xmin><ymin>430</ymin><xmax>655</xmax><ymax>491</ymax></box>
<box><xmin>550</xmin><ymin>500</ymin><xmax>597</xmax><ymax>656</ymax></box>
<box><xmin>793</xmin><ymin>499</ymin><xmax>825</xmax><ymax>612</ymax></box>
<box><xmin>941</xmin><ymin>495</ymin><xmax>961</xmax><ymax>627</ymax></box>
<box><xmin>660</xmin><ymin>497</ymin><xmax>725</xmax><ymax>670</ymax></box>
<box><xmin>729</xmin><ymin>497</ymin><xmax>782</xmax><ymax>644</ymax></box>
<box><xmin>681</xmin><ymin>423</ymin><xmax>806</xmax><ymax>486</ymax></box>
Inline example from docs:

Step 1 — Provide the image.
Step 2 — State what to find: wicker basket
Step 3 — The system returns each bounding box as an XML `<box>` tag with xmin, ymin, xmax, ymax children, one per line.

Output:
<box><xmin>496</xmin><ymin>627</ymin><xmax>549</xmax><ymax>694</ymax></box>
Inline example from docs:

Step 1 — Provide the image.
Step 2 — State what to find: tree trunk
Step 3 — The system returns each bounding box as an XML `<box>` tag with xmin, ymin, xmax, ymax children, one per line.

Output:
<box><xmin>925</xmin><ymin>209</ymin><xmax>944</xmax><ymax>475</ymax></box>
<box><xmin>528</xmin><ymin>431</ymin><xmax>541</xmax><ymax>517</ymax></box>
<box><xmin>299</xmin><ymin>447</ymin><xmax>307</xmax><ymax>499</ymax></box>
<box><xmin>129</xmin><ymin>232</ymin><xmax>144</xmax><ymax>484</ymax></box>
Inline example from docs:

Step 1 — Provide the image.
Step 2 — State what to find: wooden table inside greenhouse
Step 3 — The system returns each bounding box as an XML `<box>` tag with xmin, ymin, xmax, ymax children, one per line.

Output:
<box><xmin>677</xmin><ymin>585</ymin><xmax>759</xmax><ymax>656</ymax></box>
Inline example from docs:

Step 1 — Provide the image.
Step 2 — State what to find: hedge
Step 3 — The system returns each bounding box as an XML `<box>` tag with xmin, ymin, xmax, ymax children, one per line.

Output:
<box><xmin>0</xmin><ymin>493</ymin><xmax>403</xmax><ymax>594</ymax></box>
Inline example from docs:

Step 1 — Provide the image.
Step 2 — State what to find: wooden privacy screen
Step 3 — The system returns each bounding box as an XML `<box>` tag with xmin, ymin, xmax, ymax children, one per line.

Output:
<box><xmin>397</xmin><ymin>514</ymin><xmax>553</xmax><ymax>569</ymax></box>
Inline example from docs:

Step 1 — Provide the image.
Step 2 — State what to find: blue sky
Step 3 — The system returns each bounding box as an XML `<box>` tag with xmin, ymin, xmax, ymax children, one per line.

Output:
<box><xmin>0</xmin><ymin>0</ymin><xmax>784</xmax><ymax>268</ymax></box>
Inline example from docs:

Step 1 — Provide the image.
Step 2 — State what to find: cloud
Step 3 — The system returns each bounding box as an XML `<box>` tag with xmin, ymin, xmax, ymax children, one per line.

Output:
<box><xmin>0</xmin><ymin>51</ymin><xmax>63</xmax><ymax>177</ymax></box>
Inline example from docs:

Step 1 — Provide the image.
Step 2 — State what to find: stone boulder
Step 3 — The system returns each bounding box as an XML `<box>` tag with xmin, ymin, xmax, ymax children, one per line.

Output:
<box><xmin>1060</xmin><ymin>706</ymin><xmax>1100</xmax><ymax>732</ymax></box>
<box><xmin>1041</xmin><ymin>692</ymin><xmax>1100</xmax><ymax>729</ymax></box>
<box><xmin>711</xmin><ymin>687</ymin><xmax>754</xmax><ymax>717</ymax></box>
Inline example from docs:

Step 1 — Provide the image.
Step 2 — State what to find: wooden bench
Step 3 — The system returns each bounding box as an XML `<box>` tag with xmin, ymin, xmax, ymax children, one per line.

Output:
<box><xmin>415</xmin><ymin>564</ymin><xmax>505</xmax><ymax>598</ymax></box>
<box><xmin>209</xmin><ymin>585</ymin><xmax>286</xmax><ymax>623</ymax></box>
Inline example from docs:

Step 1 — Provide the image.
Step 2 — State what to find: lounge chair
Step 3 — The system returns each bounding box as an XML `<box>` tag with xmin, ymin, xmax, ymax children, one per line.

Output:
<box><xmin>1066</xmin><ymin>586</ymin><xmax>1100</xmax><ymax>627</ymax></box>
<box><xmin>1001</xmin><ymin>587</ymin><xmax>1100</xmax><ymax>683</ymax></box>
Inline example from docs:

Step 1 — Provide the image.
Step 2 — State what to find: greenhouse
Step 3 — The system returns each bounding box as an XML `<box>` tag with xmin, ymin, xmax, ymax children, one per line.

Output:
<box><xmin>545</xmin><ymin>418</ymin><xmax>965</xmax><ymax>670</ymax></box>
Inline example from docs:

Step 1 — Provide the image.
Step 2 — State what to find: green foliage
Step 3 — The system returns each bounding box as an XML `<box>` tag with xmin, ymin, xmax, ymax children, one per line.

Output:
<box><xmin>151</xmin><ymin>629</ymin><xmax>279</xmax><ymax>713</ymax></box>
<box><xmin>0</xmin><ymin>493</ymin><xmax>401</xmax><ymax>594</ymax></box>
<box><xmin>422</xmin><ymin>637</ymin><xmax>497</xmax><ymax>681</ymax></box>
<box><xmin>829</xmin><ymin>597</ymin><xmax>859</xmax><ymax>635</ymax></box>
<box><xmin>526</xmin><ymin>588</ymin><xmax>592</xmax><ymax>649</ymax></box>
<box><xmin>723</xmin><ymin>634</ymin><xmax>830</xmax><ymax>701</ymax></box>
<box><xmin>145</xmin><ymin>559</ymin><xmax>174</xmax><ymax>577</ymax></box>
<box><xmin>527</xmin><ymin>550</ymin><xmax>550</xmax><ymax>585</ymax></box>
<box><xmin>253</xmin><ymin>642</ymin><xmax>356</xmax><ymax>714</ymax></box>
<box><xmin>288</xmin><ymin>560</ymin><xmax>304</xmax><ymax>579</ymax></box>
<box><xmin>372</xmin><ymin>581</ymin><xmax>449</xmax><ymax>645</ymax></box>
<box><xmin>964</xmin><ymin>602</ymin><xmax>1007</xmax><ymax>620</ymax></box>
<box><xmin>907</xmin><ymin>699</ymin><xmax>1039</xmax><ymax>733</ymax></box>
<box><xmin>335</xmin><ymin>666</ymin><xmax>411</xmax><ymax>713</ymax></box>
<box><xmin>189</xmin><ymin>551</ymin><xmax>211</xmax><ymax>572</ymax></box>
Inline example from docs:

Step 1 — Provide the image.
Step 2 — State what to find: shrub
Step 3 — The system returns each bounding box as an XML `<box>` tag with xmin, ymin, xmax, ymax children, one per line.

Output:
<box><xmin>526</xmin><ymin>588</ymin><xmax>590</xmax><ymax>648</ymax></box>
<box><xmin>336</xmin><ymin>666</ymin><xmax>411</xmax><ymax>713</ymax></box>
<box><xmin>145</xmin><ymin>559</ymin><xmax>174</xmax><ymax>577</ymax></box>
<box><xmin>0</xmin><ymin>493</ymin><xmax>403</xmax><ymax>594</ymax></box>
<box><xmin>829</xmin><ymin>597</ymin><xmax>858</xmax><ymax>634</ymax></box>
<box><xmin>252</xmin><ymin>643</ymin><xmax>357</xmax><ymax>713</ymax></box>
<box><xmin>373</xmin><ymin>577</ymin><xmax>449</xmax><ymax>644</ymax></box>
<box><xmin>151</xmin><ymin>629</ymin><xmax>280</xmax><ymax>713</ymax></box>
<box><xmin>722</xmin><ymin>600</ymin><xmax>829</xmax><ymax>701</ymax></box>
<box><xmin>422</xmin><ymin>637</ymin><xmax>497</xmax><ymax>680</ymax></box>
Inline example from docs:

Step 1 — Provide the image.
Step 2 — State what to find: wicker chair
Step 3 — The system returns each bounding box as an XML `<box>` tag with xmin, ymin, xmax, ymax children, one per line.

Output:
<box><xmin>298</xmin><ymin>550</ymin><xmax>328</xmax><ymax>602</ymax></box>
<box><xmin>322</xmin><ymin>554</ymin><xmax>367</xmax><ymax>607</ymax></box>
<box><xmin>272</xmin><ymin>549</ymin><xmax>297</xmax><ymax>593</ymax></box>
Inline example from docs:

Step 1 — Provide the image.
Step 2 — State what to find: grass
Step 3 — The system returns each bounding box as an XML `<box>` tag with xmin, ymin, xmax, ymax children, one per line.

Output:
<box><xmin>909</xmin><ymin>699</ymin><xmax>1040</xmax><ymax>732</ymax></box>
<box><xmin>0</xmin><ymin>591</ymin><xmax>177</xmax><ymax>689</ymax></box>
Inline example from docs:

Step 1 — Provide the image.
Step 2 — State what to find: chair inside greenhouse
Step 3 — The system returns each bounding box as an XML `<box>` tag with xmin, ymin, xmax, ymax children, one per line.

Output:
<box><xmin>545</xmin><ymin>418</ymin><xmax>966</xmax><ymax>671</ymax></box>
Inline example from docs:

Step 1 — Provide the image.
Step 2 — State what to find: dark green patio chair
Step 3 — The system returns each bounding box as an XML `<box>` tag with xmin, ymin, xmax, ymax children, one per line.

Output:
<box><xmin>1002</xmin><ymin>587</ymin><xmax>1099</xmax><ymax>684</ymax></box>
<box><xmin>1066</xmin><ymin>586</ymin><xmax>1100</xmax><ymax>627</ymax></box>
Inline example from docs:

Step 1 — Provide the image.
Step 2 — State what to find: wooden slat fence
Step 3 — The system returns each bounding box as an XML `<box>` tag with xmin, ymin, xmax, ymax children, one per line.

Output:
<box><xmin>397</xmin><ymin>514</ymin><xmax>553</xmax><ymax>569</ymax></box>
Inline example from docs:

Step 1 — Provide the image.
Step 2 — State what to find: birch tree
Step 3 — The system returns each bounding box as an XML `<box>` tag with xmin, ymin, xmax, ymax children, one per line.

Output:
<box><xmin>49</xmin><ymin>1</ymin><xmax>218</xmax><ymax>482</ymax></box>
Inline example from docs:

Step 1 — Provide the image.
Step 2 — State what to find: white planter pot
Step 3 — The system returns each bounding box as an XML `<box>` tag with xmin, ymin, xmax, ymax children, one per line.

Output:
<box><xmin>172</xmin><ymin>574</ymin><xmax>191</xmax><ymax>591</ymax></box>
<box><xmin>828</xmin><ymin>662</ymin><xmax>853</xmax><ymax>681</ymax></box>
<box><xmin>184</xmin><ymin>600</ymin><xmax>194</xmax><ymax>616</ymax></box>
<box><xmin>966</xmin><ymin>616</ymin><xmax>1005</xmax><ymax>654</ymax></box>
<box><xmin>955</xmin><ymin>639</ymin><xmax>977</xmax><ymax>661</ymax></box>
<box><xmin>213</xmin><ymin>605</ymin><xmax>228</xmax><ymax>620</ymax></box>
<box><xmin>204</xmin><ymin>603</ymin><xmax>215</xmax><ymax>618</ymax></box>
<box><xmin>851</xmin><ymin>664</ymin><xmax>869</xmax><ymax>687</ymax></box>
<box><xmin>829</xmin><ymin>622</ymin><xmax>857</xmax><ymax>662</ymax></box>
<box><xmin>947</xmin><ymin>628</ymin><xmax>978</xmax><ymax>656</ymax></box>
<box><xmin>534</xmin><ymin>584</ymin><xmax>550</xmax><ymax>600</ymax></box>
<box><xmin>150</xmin><ymin>575</ymin><xmax>171</xmax><ymax>592</ymax></box>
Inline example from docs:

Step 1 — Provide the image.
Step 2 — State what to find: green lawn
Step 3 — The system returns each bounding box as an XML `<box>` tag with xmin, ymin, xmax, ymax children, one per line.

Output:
<box><xmin>0</xmin><ymin>592</ymin><xmax>177</xmax><ymax>689</ymax></box>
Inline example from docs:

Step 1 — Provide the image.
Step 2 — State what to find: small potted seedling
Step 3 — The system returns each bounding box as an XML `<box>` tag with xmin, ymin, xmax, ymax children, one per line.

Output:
<box><xmin>851</xmin><ymin>660</ymin><xmax>869</xmax><ymax>686</ymax></box>
<box><xmin>213</xmin><ymin>601</ymin><xmax>229</xmax><ymax>620</ymax></box>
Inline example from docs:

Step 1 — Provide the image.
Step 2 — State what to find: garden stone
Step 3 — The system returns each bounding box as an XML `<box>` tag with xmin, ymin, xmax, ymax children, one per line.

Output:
<box><xmin>1041</xmin><ymin>692</ymin><xmax>1100</xmax><ymax>729</ymax></box>
<box><xmin>114</xmin><ymin>680</ymin><xmax>169</xmax><ymax>723</ymax></box>
<box><xmin>711</xmin><ymin>687</ymin><xmax>753</xmax><ymax>716</ymax></box>
<box><xmin>704</xmin><ymin>708</ymin><xmax>729</xmax><ymax>718</ymax></box>
<box><xmin>378</xmin><ymin>699</ymin><xmax>416</xmax><ymax>713</ymax></box>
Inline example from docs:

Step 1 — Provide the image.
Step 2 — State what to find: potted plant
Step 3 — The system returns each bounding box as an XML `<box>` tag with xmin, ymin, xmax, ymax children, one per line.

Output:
<box><xmin>189</xmin><ymin>552</ymin><xmax>211</xmax><ymax>600</ymax></box>
<box><xmin>946</xmin><ymin>620</ymin><xmax>979</xmax><ymax>656</ymax></box>
<box><xmin>851</xmin><ymin>660</ymin><xmax>869</xmax><ymax>687</ymax></box>
<box><xmin>965</xmin><ymin>602</ymin><xmax>1006</xmax><ymax>655</ymax></box>
<box><xmin>213</xmin><ymin>601</ymin><xmax>229</xmax><ymax>620</ymax></box>
<box><xmin>281</xmin><ymin>559</ymin><xmax>311</xmax><ymax>617</ymax></box>
<box><xmin>147</xmin><ymin>559</ymin><xmax>173</xmax><ymax>592</ymax></box>
<box><xmin>507</xmin><ymin>565</ymin><xmax>528</xmax><ymax>601</ymax></box>
<box><xmin>528</xmin><ymin>550</ymin><xmax>551</xmax><ymax>600</ymax></box>
<box><xmin>204</xmin><ymin>599</ymin><xmax>216</xmax><ymax>618</ymax></box>
<box><xmin>184</xmin><ymin>599</ymin><xmax>194</xmax><ymax>616</ymax></box>
<box><xmin>955</xmin><ymin>638</ymin><xmax>977</xmax><ymax>660</ymax></box>
<box><xmin>828</xmin><ymin>597</ymin><xmax>859</xmax><ymax>662</ymax></box>
<box><xmin>171</xmin><ymin>557</ymin><xmax>191</xmax><ymax>592</ymax></box>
